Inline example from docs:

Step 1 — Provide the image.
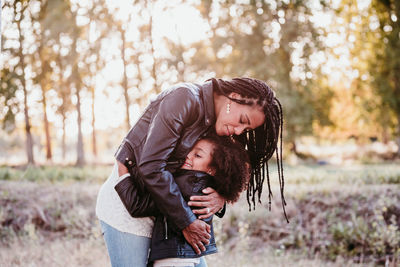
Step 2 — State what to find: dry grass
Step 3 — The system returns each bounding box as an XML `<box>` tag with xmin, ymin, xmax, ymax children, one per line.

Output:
<box><xmin>0</xmin><ymin>236</ymin><xmax>109</xmax><ymax>267</ymax></box>
<box><xmin>1</xmin><ymin>164</ymin><xmax>400</xmax><ymax>266</ymax></box>
<box><xmin>206</xmin><ymin>246</ymin><xmax>375</xmax><ymax>267</ymax></box>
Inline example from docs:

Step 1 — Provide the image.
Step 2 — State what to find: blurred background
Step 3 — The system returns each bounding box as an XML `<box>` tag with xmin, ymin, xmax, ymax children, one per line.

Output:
<box><xmin>1</xmin><ymin>0</ymin><xmax>399</xmax><ymax>266</ymax></box>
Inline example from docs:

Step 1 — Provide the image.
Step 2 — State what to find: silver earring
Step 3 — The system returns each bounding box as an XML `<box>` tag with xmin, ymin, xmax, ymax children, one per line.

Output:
<box><xmin>226</xmin><ymin>103</ymin><xmax>231</xmax><ymax>114</ymax></box>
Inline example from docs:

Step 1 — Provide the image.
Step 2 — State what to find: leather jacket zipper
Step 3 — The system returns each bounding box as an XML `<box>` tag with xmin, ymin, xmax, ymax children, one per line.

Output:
<box><xmin>164</xmin><ymin>216</ymin><xmax>168</xmax><ymax>240</ymax></box>
<box><xmin>167</xmin><ymin>159</ymin><xmax>184</xmax><ymax>165</ymax></box>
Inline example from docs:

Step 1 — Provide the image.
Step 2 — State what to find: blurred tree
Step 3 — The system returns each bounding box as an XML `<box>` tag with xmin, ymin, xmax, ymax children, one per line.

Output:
<box><xmin>110</xmin><ymin>0</ymin><xmax>162</xmax><ymax>131</ymax></box>
<box><xmin>83</xmin><ymin>0</ymin><xmax>111</xmax><ymax>157</ymax></box>
<box><xmin>193</xmin><ymin>0</ymin><xmax>332</xmax><ymax>152</ymax></box>
<box><xmin>32</xmin><ymin>0</ymin><xmax>53</xmax><ymax>161</ymax></box>
<box><xmin>146</xmin><ymin>0</ymin><xmax>160</xmax><ymax>94</ymax></box>
<box><xmin>116</xmin><ymin>22</ymin><xmax>133</xmax><ymax>131</ymax></box>
<box><xmin>69</xmin><ymin>8</ymin><xmax>85</xmax><ymax>166</ymax></box>
<box><xmin>65</xmin><ymin>0</ymin><xmax>114</xmax><ymax>163</ymax></box>
<box><xmin>163</xmin><ymin>24</ymin><xmax>188</xmax><ymax>82</ymax></box>
<box><xmin>0</xmin><ymin>67</ymin><xmax>19</xmax><ymax>133</ymax></box>
<box><xmin>368</xmin><ymin>0</ymin><xmax>400</xmax><ymax>155</ymax></box>
<box><xmin>344</xmin><ymin>0</ymin><xmax>400</xmax><ymax>154</ymax></box>
<box><xmin>111</xmin><ymin>8</ymin><xmax>143</xmax><ymax>131</ymax></box>
<box><xmin>31</xmin><ymin>0</ymin><xmax>87</xmax><ymax>165</ymax></box>
<box><xmin>158</xmin><ymin>1</ymin><xmax>191</xmax><ymax>83</ymax></box>
<box><xmin>55</xmin><ymin>51</ymin><xmax>72</xmax><ymax>160</ymax></box>
<box><xmin>48</xmin><ymin>0</ymin><xmax>76</xmax><ymax>161</ymax></box>
<box><xmin>3</xmin><ymin>0</ymin><xmax>35</xmax><ymax>164</ymax></box>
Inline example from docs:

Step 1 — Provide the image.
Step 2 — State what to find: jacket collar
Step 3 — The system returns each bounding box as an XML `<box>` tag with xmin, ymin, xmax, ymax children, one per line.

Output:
<box><xmin>199</xmin><ymin>81</ymin><xmax>215</xmax><ymax>127</ymax></box>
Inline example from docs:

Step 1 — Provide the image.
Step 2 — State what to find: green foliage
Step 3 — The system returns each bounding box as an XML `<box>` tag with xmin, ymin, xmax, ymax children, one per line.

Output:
<box><xmin>0</xmin><ymin>67</ymin><xmax>20</xmax><ymax>133</ymax></box>
<box><xmin>283</xmin><ymin>164</ymin><xmax>400</xmax><ymax>185</ymax></box>
<box><xmin>327</xmin><ymin>196</ymin><xmax>400</xmax><ymax>262</ymax></box>
<box><xmin>345</xmin><ymin>0</ymin><xmax>400</xmax><ymax>146</ymax></box>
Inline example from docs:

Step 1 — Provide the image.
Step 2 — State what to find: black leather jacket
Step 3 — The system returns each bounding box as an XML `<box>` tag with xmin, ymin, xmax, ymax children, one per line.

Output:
<box><xmin>148</xmin><ymin>169</ymin><xmax>217</xmax><ymax>263</ymax></box>
<box><xmin>114</xmin><ymin>81</ymin><xmax>216</xmax><ymax>230</ymax></box>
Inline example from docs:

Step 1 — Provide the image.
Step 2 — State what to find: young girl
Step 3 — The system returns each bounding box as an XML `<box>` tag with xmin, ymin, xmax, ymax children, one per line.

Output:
<box><xmin>115</xmin><ymin>134</ymin><xmax>250</xmax><ymax>267</ymax></box>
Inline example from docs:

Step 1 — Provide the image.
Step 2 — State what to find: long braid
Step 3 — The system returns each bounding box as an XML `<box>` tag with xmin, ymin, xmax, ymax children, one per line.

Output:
<box><xmin>211</xmin><ymin>77</ymin><xmax>288</xmax><ymax>222</ymax></box>
<box><xmin>277</xmin><ymin>99</ymin><xmax>288</xmax><ymax>222</ymax></box>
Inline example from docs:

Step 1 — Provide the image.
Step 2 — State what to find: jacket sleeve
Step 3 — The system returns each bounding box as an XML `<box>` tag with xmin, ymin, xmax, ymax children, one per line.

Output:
<box><xmin>137</xmin><ymin>88</ymin><xmax>199</xmax><ymax>231</ymax></box>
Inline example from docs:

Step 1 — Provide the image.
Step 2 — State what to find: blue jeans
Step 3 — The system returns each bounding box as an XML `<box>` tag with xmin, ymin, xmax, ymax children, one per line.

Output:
<box><xmin>196</xmin><ymin>257</ymin><xmax>208</xmax><ymax>267</ymax></box>
<box><xmin>100</xmin><ymin>220</ymin><xmax>151</xmax><ymax>267</ymax></box>
<box><xmin>100</xmin><ymin>220</ymin><xmax>208</xmax><ymax>267</ymax></box>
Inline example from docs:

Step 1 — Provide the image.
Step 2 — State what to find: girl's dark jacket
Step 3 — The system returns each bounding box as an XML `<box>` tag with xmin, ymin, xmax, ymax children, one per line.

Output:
<box><xmin>114</xmin><ymin>81</ymin><xmax>217</xmax><ymax>231</ymax></box>
<box><xmin>148</xmin><ymin>169</ymin><xmax>218</xmax><ymax>263</ymax></box>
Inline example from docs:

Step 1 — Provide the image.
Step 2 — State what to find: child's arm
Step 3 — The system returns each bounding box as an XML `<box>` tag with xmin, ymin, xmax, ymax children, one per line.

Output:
<box><xmin>114</xmin><ymin>173</ymin><xmax>160</xmax><ymax>217</ymax></box>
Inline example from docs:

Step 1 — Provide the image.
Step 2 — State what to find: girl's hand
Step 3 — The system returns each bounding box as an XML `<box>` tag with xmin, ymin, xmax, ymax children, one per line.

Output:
<box><xmin>188</xmin><ymin>187</ymin><xmax>225</xmax><ymax>219</ymax></box>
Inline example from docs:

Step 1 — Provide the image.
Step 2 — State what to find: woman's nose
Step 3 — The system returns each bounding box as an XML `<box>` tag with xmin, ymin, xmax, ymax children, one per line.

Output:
<box><xmin>234</xmin><ymin>125</ymin><xmax>246</xmax><ymax>135</ymax></box>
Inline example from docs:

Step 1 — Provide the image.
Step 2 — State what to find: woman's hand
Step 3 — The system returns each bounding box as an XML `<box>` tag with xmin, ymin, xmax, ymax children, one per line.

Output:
<box><xmin>182</xmin><ymin>219</ymin><xmax>211</xmax><ymax>255</ymax></box>
<box><xmin>188</xmin><ymin>187</ymin><xmax>225</xmax><ymax>219</ymax></box>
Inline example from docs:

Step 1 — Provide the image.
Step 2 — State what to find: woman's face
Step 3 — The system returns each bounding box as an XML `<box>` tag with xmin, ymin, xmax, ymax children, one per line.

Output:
<box><xmin>215</xmin><ymin>93</ymin><xmax>265</xmax><ymax>136</ymax></box>
<box><xmin>181</xmin><ymin>139</ymin><xmax>215</xmax><ymax>174</ymax></box>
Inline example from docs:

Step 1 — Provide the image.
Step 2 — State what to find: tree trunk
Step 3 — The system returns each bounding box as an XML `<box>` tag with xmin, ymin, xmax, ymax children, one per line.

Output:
<box><xmin>62</xmin><ymin>112</ymin><xmax>66</xmax><ymax>160</ymax></box>
<box><xmin>120</xmin><ymin>28</ymin><xmax>131</xmax><ymax>131</ymax></box>
<box><xmin>76</xmin><ymin>84</ymin><xmax>85</xmax><ymax>166</ymax></box>
<box><xmin>175</xmin><ymin>30</ymin><xmax>185</xmax><ymax>81</ymax></box>
<box><xmin>23</xmin><ymin>74</ymin><xmax>35</xmax><ymax>165</ymax></box>
<box><xmin>132</xmin><ymin>47</ymin><xmax>145</xmax><ymax>108</ymax></box>
<box><xmin>56</xmin><ymin>52</ymin><xmax>68</xmax><ymax>161</ymax></box>
<box><xmin>36</xmin><ymin>0</ymin><xmax>52</xmax><ymax>161</ymax></box>
<box><xmin>16</xmin><ymin>6</ymin><xmax>34</xmax><ymax>165</ymax></box>
<box><xmin>381</xmin><ymin>126</ymin><xmax>389</xmax><ymax>144</ymax></box>
<box><xmin>70</xmin><ymin>12</ymin><xmax>85</xmax><ymax>167</ymax></box>
<box><xmin>148</xmin><ymin>13</ymin><xmax>159</xmax><ymax>93</ymax></box>
<box><xmin>41</xmin><ymin>84</ymin><xmax>52</xmax><ymax>161</ymax></box>
<box><xmin>91</xmin><ymin>86</ymin><xmax>97</xmax><ymax>157</ymax></box>
<box><xmin>397</xmin><ymin>113</ymin><xmax>400</xmax><ymax>158</ymax></box>
<box><xmin>38</xmin><ymin>38</ymin><xmax>52</xmax><ymax>161</ymax></box>
<box><xmin>291</xmin><ymin>140</ymin><xmax>297</xmax><ymax>155</ymax></box>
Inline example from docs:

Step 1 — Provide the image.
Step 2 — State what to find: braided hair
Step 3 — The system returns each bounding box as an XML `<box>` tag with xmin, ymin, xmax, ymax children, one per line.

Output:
<box><xmin>211</xmin><ymin>77</ymin><xmax>288</xmax><ymax>222</ymax></box>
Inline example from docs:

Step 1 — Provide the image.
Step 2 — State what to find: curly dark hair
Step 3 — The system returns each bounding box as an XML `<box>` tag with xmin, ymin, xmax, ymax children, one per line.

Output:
<box><xmin>201</xmin><ymin>134</ymin><xmax>251</xmax><ymax>204</ymax></box>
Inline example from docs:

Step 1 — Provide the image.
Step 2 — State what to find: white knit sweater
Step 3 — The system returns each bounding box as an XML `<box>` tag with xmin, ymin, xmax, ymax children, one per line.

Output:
<box><xmin>96</xmin><ymin>163</ymin><xmax>154</xmax><ymax>237</ymax></box>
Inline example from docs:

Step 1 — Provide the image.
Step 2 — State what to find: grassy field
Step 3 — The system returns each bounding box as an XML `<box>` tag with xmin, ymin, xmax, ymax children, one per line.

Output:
<box><xmin>0</xmin><ymin>164</ymin><xmax>399</xmax><ymax>267</ymax></box>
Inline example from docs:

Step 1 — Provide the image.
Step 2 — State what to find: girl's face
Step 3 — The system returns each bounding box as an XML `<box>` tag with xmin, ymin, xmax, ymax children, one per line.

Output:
<box><xmin>181</xmin><ymin>139</ymin><xmax>215</xmax><ymax>174</ymax></box>
<box><xmin>215</xmin><ymin>93</ymin><xmax>265</xmax><ymax>136</ymax></box>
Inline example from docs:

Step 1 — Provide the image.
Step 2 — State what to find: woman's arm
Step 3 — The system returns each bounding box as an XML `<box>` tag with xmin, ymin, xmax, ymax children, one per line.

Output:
<box><xmin>136</xmin><ymin>88</ymin><xmax>212</xmax><ymax>252</ymax></box>
<box><xmin>137</xmin><ymin>88</ymin><xmax>197</xmax><ymax>229</ymax></box>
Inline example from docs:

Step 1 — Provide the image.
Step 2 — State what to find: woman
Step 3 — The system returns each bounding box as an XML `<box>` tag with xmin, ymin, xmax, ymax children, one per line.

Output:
<box><xmin>96</xmin><ymin>77</ymin><xmax>286</xmax><ymax>267</ymax></box>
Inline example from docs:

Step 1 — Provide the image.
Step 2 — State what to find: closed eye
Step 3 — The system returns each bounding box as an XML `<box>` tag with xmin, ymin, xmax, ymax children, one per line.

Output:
<box><xmin>240</xmin><ymin>114</ymin><xmax>251</xmax><ymax>125</ymax></box>
<box><xmin>239</xmin><ymin>115</ymin><xmax>245</xmax><ymax>124</ymax></box>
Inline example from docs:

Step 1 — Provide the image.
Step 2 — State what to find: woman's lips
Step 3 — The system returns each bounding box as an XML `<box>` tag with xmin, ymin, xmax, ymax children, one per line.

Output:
<box><xmin>226</xmin><ymin>126</ymin><xmax>231</xmax><ymax>136</ymax></box>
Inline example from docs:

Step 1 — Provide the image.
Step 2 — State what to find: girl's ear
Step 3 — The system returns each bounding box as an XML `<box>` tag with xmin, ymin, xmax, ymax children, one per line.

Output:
<box><xmin>207</xmin><ymin>168</ymin><xmax>216</xmax><ymax>176</ymax></box>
